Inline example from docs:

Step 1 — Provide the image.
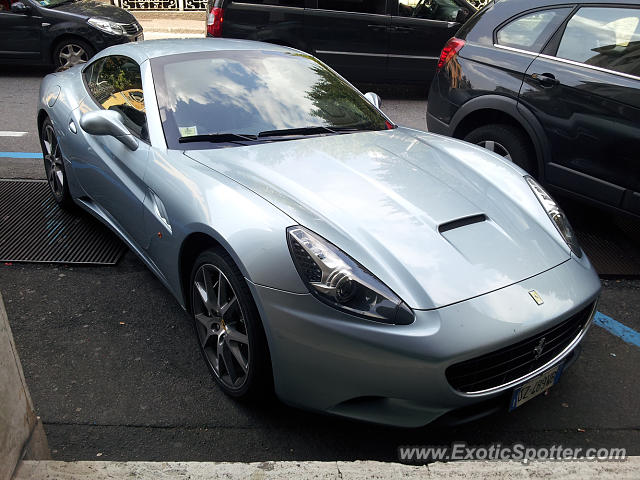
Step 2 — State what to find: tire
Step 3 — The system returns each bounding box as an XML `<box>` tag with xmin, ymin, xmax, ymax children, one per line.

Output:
<box><xmin>463</xmin><ymin>123</ymin><xmax>536</xmax><ymax>175</ymax></box>
<box><xmin>53</xmin><ymin>38</ymin><xmax>94</xmax><ymax>70</ymax></box>
<box><xmin>40</xmin><ymin>117</ymin><xmax>74</xmax><ymax>209</ymax></box>
<box><xmin>190</xmin><ymin>249</ymin><xmax>272</xmax><ymax>399</ymax></box>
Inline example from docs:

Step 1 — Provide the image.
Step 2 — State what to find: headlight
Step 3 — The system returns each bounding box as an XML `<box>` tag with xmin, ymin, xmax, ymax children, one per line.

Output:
<box><xmin>88</xmin><ymin>17</ymin><xmax>124</xmax><ymax>36</ymax></box>
<box><xmin>287</xmin><ymin>226</ymin><xmax>414</xmax><ymax>325</ymax></box>
<box><xmin>525</xmin><ymin>176</ymin><xmax>582</xmax><ymax>257</ymax></box>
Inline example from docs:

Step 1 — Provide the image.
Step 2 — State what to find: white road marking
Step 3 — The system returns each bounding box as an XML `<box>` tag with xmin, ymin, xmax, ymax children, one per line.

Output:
<box><xmin>0</xmin><ymin>131</ymin><xmax>28</xmax><ymax>137</ymax></box>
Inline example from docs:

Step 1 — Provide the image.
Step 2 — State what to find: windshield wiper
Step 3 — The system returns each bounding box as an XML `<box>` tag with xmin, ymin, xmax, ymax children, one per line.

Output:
<box><xmin>257</xmin><ymin>126</ymin><xmax>336</xmax><ymax>138</ymax></box>
<box><xmin>178</xmin><ymin>133</ymin><xmax>258</xmax><ymax>144</ymax></box>
<box><xmin>258</xmin><ymin>125</ymin><xmax>379</xmax><ymax>138</ymax></box>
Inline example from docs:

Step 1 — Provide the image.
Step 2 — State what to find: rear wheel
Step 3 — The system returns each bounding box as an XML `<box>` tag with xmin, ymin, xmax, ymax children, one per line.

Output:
<box><xmin>464</xmin><ymin>124</ymin><xmax>536</xmax><ymax>175</ymax></box>
<box><xmin>40</xmin><ymin>118</ymin><xmax>74</xmax><ymax>209</ymax></box>
<box><xmin>190</xmin><ymin>249</ymin><xmax>272</xmax><ymax>399</ymax></box>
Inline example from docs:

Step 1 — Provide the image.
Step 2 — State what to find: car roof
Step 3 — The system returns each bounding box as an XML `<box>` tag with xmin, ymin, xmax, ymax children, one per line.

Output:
<box><xmin>111</xmin><ymin>38</ymin><xmax>293</xmax><ymax>61</ymax></box>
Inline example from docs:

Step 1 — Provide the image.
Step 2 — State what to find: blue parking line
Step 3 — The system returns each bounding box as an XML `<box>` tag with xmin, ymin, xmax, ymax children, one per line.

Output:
<box><xmin>594</xmin><ymin>311</ymin><xmax>640</xmax><ymax>348</ymax></box>
<box><xmin>0</xmin><ymin>152</ymin><xmax>43</xmax><ymax>159</ymax></box>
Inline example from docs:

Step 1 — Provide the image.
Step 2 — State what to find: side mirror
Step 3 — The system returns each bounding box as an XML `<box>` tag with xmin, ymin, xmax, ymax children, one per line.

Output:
<box><xmin>455</xmin><ymin>8</ymin><xmax>469</xmax><ymax>24</ymax></box>
<box><xmin>10</xmin><ymin>2</ymin><xmax>30</xmax><ymax>14</ymax></box>
<box><xmin>364</xmin><ymin>92</ymin><xmax>382</xmax><ymax>109</ymax></box>
<box><xmin>80</xmin><ymin>110</ymin><xmax>139</xmax><ymax>151</ymax></box>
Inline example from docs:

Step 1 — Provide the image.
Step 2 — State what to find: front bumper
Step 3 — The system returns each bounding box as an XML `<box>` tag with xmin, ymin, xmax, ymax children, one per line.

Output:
<box><xmin>90</xmin><ymin>28</ymin><xmax>143</xmax><ymax>52</ymax></box>
<box><xmin>249</xmin><ymin>256</ymin><xmax>600</xmax><ymax>427</ymax></box>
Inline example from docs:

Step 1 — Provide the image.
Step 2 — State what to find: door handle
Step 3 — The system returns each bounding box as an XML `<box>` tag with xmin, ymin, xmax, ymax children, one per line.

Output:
<box><xmin>367</xmin><ymin>24</ymin><xmax>387</xmax><ymax>32</ymax></box>
<box><xmin>531</xmin><ymin>72</ymin><xmax>559</xmax><ymax>87</ymax></box>
<box><xmin>391</xmin><ymin>26</ymin><xmax>414</xmax><ymax>33</ymax></box>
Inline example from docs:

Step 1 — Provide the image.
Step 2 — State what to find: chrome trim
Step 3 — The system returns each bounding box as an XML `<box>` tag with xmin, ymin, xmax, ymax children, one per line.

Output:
<box><xmin>312</xmin><ymin>9</ymin><xmax>388</xmax><ymax>17</ymax></box>
<box><xmin>317</xmin><ymin>51</ymin><xmax>436</xmax><ymax>60</ymax></box>
<box><xmin>316</xmin><ymin>50</ymin><xmax>386</xmax><ymax>58</ymax></box>
<box><xmin>232</xmin><ymin>2</ymin><xmax>303</xmax><ymax>9</ymax></box>
<box><xmin>538</xmin><ymin>53</ymin><xmax>640</xmax><ymax>82</ymax></box>
<box><xmin>458</xmin><ymin>300</ymin><xmax>598</xmax><ymax>397</ymax></box>
<box><xmin>390</xmin><ymin>54</ymin><xmax>439</xmax><ymax>60</ymax></box>
<box><xmin>493</xmin><ymin>43</ymin><xmax>538</xmax><ymax>57</ymax></box>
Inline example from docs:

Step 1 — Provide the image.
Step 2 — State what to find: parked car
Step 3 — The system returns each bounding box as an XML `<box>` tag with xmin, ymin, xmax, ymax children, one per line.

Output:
<box><xmin>0</xmin><ymin>0</ymin><xmax>143</xmax><ymax>69</ymax></box>
<box><xmin>427</xmin><ymin>0</ymin><xmax>640</xmax><ymax>217</ymax></box>
<box><xmin>38</xmin><ymin>38</ymin><xmax>600</xmax><ymax>427</ymax></box>
<box><xmin>205</xmin><ymin>0</ymin><xmax>476</xmax><ymax>84</ymax></box>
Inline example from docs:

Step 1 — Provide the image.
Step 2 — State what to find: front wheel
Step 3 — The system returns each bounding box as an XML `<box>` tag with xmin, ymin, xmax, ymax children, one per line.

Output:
<box><xmin>53</xmin><ymin>38</ymin><xmax>94</xmax><ymax>70</ymax></box>
<box><xmin>190</xmin><ymin>249</ymin><xmax>272</xmax><ymax>399</ymax></box>
<box><xmin>464</xmin><ymin>124</ymin><xmax>536</xmax><ymax>175</ymax></box>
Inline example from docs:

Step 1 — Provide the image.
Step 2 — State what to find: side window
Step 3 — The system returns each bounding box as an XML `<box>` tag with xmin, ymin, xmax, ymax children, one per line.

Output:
<box><xmin>556</xmin><ymin>7</ymin><xmax>640</xmax><ymax>77</ymax></box>
<box><xmin>234</xmin><ymin>0</ymin><xmax>304</xmax><ymax>6</ymax></box>
<box><xmin>398</xmin><ymin>0</ymin><xmax>464</xmax><ymax>22</ymax></box>
<box><xmin>496</xmin><ymin>8</ymin><xmax>571</xmax><ymax>53</ymax></box>
<box><xmin>317</xmin><ymin>0</ymin><xmax>386</xmax><ymax>15</ymax></box>
<box><xmin>83</xmin><ymin>55</ymin><xmax>148</xmax><ymax>141</ymax></box>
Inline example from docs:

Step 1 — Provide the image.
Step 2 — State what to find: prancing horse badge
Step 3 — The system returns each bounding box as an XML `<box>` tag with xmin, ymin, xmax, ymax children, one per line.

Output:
<box><xmin>529</xmin><ymin>290</ymin><xmax>544</xmax><ymax>305</ymax></box>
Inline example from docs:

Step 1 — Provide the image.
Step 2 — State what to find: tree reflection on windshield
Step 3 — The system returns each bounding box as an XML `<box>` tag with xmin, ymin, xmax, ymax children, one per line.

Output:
<box><xmin>151</xmin><ymin>50</ymin><xmax>388</xmax><ymax>149</ymax></box>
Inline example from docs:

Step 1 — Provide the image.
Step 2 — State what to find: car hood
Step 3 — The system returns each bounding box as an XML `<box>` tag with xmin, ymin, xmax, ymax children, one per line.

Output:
<box><xmin>185</xmin><ymin>128</ymin><xmax>570</xmax><ymax>310</ymax></box>
<box><xmin>49</xmin><ymin>0</ymin><xmax>137</xmax><ymax>23</ymax></box>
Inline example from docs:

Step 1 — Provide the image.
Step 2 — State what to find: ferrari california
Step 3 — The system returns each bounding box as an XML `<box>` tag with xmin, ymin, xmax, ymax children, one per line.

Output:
<box><xmin>37</xmin><ymin>39</ymin><xmax>600</xmax><ymax>427</ymax></box>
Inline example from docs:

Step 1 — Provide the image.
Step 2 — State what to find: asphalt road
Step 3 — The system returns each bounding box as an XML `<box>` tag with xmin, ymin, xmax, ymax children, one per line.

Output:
<box><xmin>1</xmin><ymin>66</ymin><xmax>639</xmax><ymax>462</ymax></box>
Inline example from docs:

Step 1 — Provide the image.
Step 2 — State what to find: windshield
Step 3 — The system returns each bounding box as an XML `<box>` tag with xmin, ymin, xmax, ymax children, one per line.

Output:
<box><xmin>39</xmin><ymin>0</ymin><xmax>79</xmax><ymax>8</ymax></box>
<box><xmin>151</xmin><ymin>50</ymin><xmax>390</xmax><ymax>149</ymax></box>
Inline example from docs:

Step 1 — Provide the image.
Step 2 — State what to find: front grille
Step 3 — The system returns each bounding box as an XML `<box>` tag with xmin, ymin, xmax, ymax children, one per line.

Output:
<box><xmin>446</xmin><ymin>303</ymin><xmax>595</xmax><ymax>393</ymax></box>
<box><xmin>120</xmin><ymin>23</ymin><xmax>140</xmax><ymax>35</ymax></box>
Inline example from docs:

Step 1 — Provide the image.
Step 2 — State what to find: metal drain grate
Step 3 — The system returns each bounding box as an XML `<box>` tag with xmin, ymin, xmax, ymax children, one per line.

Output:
<box><xmin>576</xmin><ymin>223</ymin><xmax>640</xmax><ymax>277</ymax></box>
<box><xmin>0</xmin><ymin>180</ymin><xmax>126</xmax><ymax>264</ymax></box>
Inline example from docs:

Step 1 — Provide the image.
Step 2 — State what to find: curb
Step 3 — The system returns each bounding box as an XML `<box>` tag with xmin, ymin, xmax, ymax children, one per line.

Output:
<box><xmin>13</xmin><ymin>459</ymin><xmax>640</xmax><ymax>479</ymax></box>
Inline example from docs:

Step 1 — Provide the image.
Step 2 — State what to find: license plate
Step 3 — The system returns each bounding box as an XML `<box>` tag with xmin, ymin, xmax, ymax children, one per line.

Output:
<box><xmin>509</xmin><ymin>363</ymin><xmax>563</xmax><ymax>411</ymax></box>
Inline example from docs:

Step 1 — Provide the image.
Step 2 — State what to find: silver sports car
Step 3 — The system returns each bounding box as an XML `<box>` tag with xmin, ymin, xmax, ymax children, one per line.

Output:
<box><xmin>38</xmin><ymin>39</ymin><xmax>600</xmax><ymax>427</ymax></box>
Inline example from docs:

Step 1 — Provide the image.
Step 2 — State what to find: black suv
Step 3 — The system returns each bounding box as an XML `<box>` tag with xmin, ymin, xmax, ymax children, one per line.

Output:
<box><xmin>206</xmin><ymin>0</ymin><xmax>476</xmax><ymax>84</ymax></box>
<box><xmin>427</xmin><ymin>0</ymin><xmax>640</xmax><ymax>217</ymax></box>
<box><xmin>0</xmin><ymin>0</ymin><xmax>142</xmax><ymax>69</ymax></box>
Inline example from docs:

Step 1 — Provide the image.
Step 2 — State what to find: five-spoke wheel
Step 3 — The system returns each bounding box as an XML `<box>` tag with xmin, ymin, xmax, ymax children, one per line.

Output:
<box><xmin>190</xmin><ymin>250</ymin><xmax>271</xmax><ymax>398</ymax></box>
<box><xmin>40</xmin><ymin>118</ymin><xmax>73</xmax><ymax>208</ymax></box>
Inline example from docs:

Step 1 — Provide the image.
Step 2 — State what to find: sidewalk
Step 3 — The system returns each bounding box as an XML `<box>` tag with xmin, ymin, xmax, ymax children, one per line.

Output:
<box><xmin>134</xmin><ymin>13</ymin><xmax>205</xmax><ymax>39</ymax></box>
<box><xmin>13</xmin><ymin>458</ymin><xmax>640</xmax><ymax>479</ymax></box>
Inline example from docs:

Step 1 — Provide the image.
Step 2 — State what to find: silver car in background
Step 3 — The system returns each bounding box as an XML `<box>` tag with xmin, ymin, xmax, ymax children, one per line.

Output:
<box><xmin>37</xmin><ymin>39</ymin><xmax>600</xmax><ymax>427</ymax></box>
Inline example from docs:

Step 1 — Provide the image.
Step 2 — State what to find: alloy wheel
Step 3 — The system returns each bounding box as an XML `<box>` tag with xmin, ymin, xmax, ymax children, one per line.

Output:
<box><xmin>58</xmin><ymin>43</ymin><xmax>89</xmax><ymax>69</ymax></box>
<box><xmin>477</xmin><ymin>140</ymin><xmax>513</xmax><ymax>161</ymax></box>
<box><xmin>192</xmin><ymin>264</ymin><xmax>250</xmax><ymax>390</ymax></box>
<box><xmin>42</xmin><ymin>123</ymin><xmax>65</xmax><ymax>201</ymax></box>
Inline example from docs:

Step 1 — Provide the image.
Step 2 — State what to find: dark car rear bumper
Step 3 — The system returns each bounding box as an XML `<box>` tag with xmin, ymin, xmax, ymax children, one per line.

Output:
<box><xmin>426</xmin><ymin>111</ymin><xmax>450</xmax><ymax>135</ymax></box>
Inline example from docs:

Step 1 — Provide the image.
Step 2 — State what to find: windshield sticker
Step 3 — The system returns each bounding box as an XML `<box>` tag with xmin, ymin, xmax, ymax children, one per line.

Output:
<box><xmin>179</xmin><ymin>126</ymin><xmax>198</xmax><ymax>137</ymax></box>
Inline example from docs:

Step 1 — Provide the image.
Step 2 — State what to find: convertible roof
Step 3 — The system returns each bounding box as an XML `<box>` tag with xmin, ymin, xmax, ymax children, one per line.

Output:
<box><xmin>116</xmin><ymin>38</ymin><xmax>292</xmax><ymax>61</ymax></box>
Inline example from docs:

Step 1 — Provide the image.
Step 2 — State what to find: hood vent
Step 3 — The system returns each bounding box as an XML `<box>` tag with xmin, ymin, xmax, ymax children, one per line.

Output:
<box><xmin>438</xmin><ymin>214</ymin><xmax>487</xmax><ymax>234</ymax></box>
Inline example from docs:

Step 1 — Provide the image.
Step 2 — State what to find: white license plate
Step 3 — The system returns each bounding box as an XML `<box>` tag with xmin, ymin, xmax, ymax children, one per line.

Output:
<box><xmin>509</xmin><ymin>364</ymin><xmax>563</xmax><ymax>411</ymax></box>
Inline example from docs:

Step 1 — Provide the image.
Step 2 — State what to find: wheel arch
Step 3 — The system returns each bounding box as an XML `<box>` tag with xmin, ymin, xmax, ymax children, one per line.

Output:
<box><xmin>177</xmin><ymin>229</ymin><xmax>276</xmax><ymax>380</ymax></box>
<box><xmin>449</xmin><ymin>96</ymin><xmax>550</xmax><ymax>181</ymax></box>
<box><xmin>179</xmin><ymin>230</ymin><xmax>237</xmax><ymax>313</ymax></box>
<box><xmin>37</xmin><ymin>109</ymin><xmax>49</xmax><ymax>139</ymax></box>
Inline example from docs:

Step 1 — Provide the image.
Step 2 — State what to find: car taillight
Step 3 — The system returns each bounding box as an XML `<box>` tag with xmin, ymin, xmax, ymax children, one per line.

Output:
<box><xmin>437</xmin><ymin>37</ymin><xmax>465</xmax><ymax>71</ymax></box>
<box><xmin>207</xmin><ymin>7</ymin><xmax>224</xmax><ymax>37</ymax></box>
